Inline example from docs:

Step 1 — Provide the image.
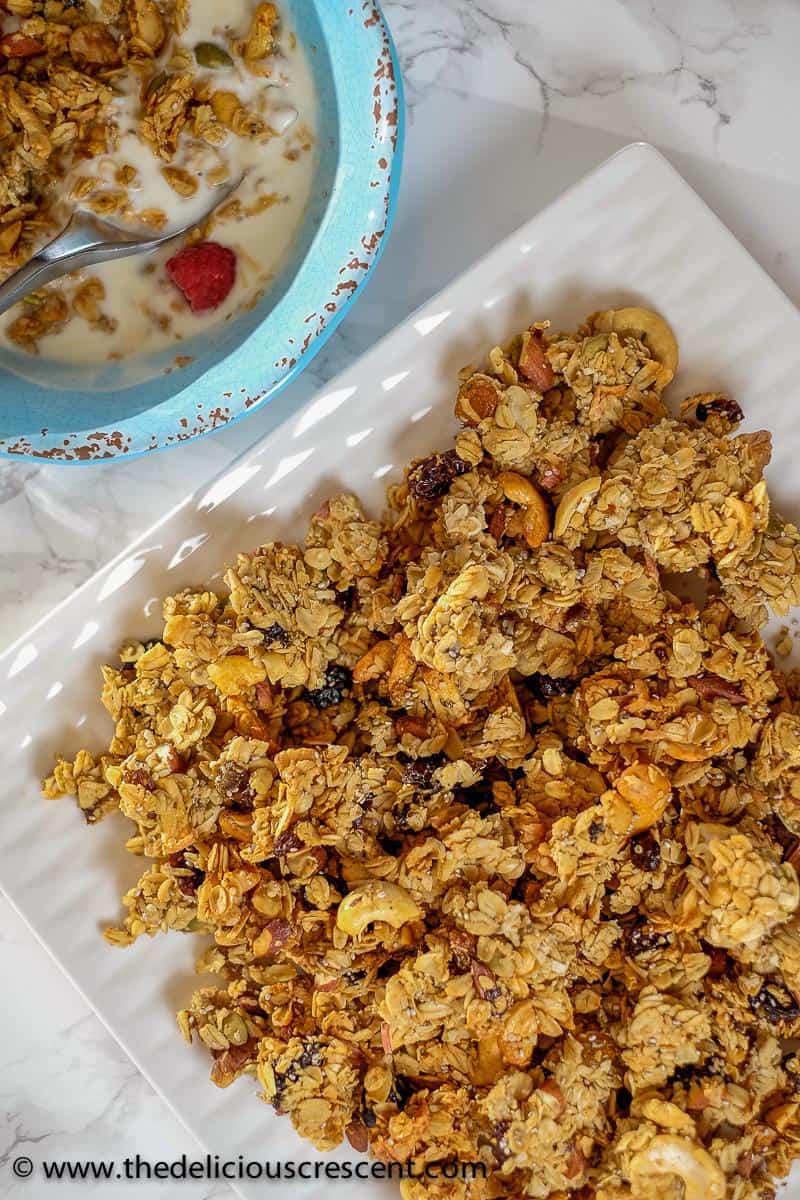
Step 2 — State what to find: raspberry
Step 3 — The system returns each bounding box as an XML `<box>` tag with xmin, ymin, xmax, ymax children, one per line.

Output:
<box><xmin>165</xmin><ymin>241</ymin><xmax>237</xmax><ymax>313</ymax></box>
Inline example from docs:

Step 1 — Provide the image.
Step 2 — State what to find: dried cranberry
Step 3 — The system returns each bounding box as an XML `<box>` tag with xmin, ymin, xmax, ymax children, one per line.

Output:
<box><xmin>630</xmin><ymin>831</ymin><xmax>661</xmax><ymax>872</ymax></box>
<box><xmin>306</xmin><ymin>664</ymin><xmax>352</xmax><ymax>709</ymax></box>
<box><xmin>407</xmin><ymin>450</ymin><xmax>470</xmax><ymax>502</ymax></box>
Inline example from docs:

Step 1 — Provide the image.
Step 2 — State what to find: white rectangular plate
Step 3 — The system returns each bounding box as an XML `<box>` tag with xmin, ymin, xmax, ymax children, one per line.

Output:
<box><xmin>2</xmin><ymin>143</ymin><xmax>799</xmax><ymax>1199</ymax></box>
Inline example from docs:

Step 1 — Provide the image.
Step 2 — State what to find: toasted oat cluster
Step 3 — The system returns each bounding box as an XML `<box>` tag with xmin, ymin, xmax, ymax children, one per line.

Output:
<box><xmin>0</xmin><ymin>0</ymin><xmax>280</xmax><ymax>349</ymax></box>
<box><xmin>45</xmin><ymin>309</ymin><xmax>800</xmax><ymax>1199</ymax></box>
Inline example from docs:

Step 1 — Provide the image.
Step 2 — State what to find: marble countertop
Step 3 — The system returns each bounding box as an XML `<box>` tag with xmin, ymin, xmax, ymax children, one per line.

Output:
<box><xmin>3</xmin><ymin>0</ymin><xmax>800</xmax><ymax>1194</ymax></box>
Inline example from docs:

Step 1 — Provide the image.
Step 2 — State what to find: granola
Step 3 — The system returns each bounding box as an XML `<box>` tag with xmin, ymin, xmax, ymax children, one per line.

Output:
<box><xmin>0</xmin><ymin>0</ymin><xmax>315</xmax><ymax>362</ymax></box>
<box><xmin>45</xmin><ymin>308</ymin><xmax>800</xmax><ymax>1199</ymax></box>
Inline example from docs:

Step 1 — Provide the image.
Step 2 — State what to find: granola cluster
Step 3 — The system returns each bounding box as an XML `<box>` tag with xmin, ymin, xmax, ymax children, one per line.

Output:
<box><xmin>45</xmin><ymin>308</ymin><xmax>800</xmax><ymax>1199</ymax></box>
<box><xmin>0</xmin><ymin>0</ymin><xmax>282</xmax><ymax>349</ymax></box>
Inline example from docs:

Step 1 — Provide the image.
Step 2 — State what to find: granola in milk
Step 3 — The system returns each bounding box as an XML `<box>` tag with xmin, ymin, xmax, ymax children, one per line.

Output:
<box><xmin>0</xmin><ymin>0</ymin><xmax>315</xmax><ymax>361</ymax></box>
<box><xmin>45</xmin><ymin>307</ymin><xmax>800</xmax><ymax>1199</ymax></box>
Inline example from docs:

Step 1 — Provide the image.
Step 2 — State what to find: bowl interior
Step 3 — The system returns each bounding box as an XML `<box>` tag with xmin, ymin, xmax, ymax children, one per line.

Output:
<box><xmin>0</xmin><ymin>0</ymin><xmax>339</xmax><ymax>438</ymax></box>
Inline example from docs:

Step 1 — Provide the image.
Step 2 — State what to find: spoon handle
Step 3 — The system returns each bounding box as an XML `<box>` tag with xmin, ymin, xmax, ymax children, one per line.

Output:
<box><xmin>0</xmin><ymin>254</ymin><xmax>68</xmax><ymax>318</ymax></box>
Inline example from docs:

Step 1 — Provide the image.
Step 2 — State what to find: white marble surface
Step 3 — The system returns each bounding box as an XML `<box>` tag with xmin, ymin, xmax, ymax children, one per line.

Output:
<box><xmin>3</xmin><ymin>0</ymin><xmax>800</xmax><ymax>1193</ymax></box>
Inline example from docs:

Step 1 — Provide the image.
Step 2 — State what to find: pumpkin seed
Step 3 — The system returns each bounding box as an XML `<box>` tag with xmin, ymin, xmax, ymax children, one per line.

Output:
<box><xmin>195</xmin><ymin>41</ymin><xmax>233</xmax><ymax>69</ymax></box>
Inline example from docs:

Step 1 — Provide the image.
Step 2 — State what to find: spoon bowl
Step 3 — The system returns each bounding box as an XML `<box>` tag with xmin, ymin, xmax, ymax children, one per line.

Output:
<box><xmin>0</xmin><ymin>0</ymin><xmax>403</xmax><ymax>463</ymax></box>
<box><xmin>0</xmin><ymin>176</ymin><xmax>245</xmax><ymax>318</ymax></box>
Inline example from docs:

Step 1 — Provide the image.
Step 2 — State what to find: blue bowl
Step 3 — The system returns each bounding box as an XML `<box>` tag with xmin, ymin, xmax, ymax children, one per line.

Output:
<box><xmin>0</xmin><ymin>1</ymin><xmax>404</xmax><ymax>463</ymax></box>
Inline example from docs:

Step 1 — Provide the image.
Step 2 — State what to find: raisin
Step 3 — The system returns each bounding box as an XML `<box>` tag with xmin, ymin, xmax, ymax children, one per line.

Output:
<box><xmin>297</xmin><ymin>1039</ymin><xmax>323</xmax><ymax>1069</ymax></box>
<box><xmin>588</xmin><ymin>819</ymin><xmax>605</xmax><ymax>842</ymax></box>
<box><xmin>526</xmin><ymin>672</ymin><xmax>576</xmax><ymax>701</ymax></box>
<box><xmin>749</xmin><ymin>980</ymin><xmax>800</xmax><ymax>1025</ymax></box>
<box><xmin>563</xmin><ymin>603</ymin><xmax>590</xmax><ymax>632</ymax></box>
<box><xmin>215</xmin><ymin>761</ymin><xmax>253</xmax><ymax>809</ymax></box>
<box><xmin>273</xmin><ymin>829</ymin><xmax>302</xmax><ymax>857</ymax></box>
<box><xmin>625</xmin><ymin>926</ymin><xmax>669</xmax><ymax>956</ymax></box>
<box><xmin>376</xmin><ymin>957</ymin><xmax>402</xmax><ymax>980</ymax></box>
<box><xmin>387</xmin><ymin>1075</ymin><xmax>413</xmax><ymax>1108</ymax></box>
<box><xmin>493</xmin><ymin>1120</ymin><xmax>511</xmax><ymax>1165</ymax></box>
<box><xmin>176</xmin><ymin>870</ymin><xmax>204</xmax><ymax>897</ymax></box>
<box><xmin>455</xmin><ymin>781</ymin><xmax>497</xmax><ymax>816</ymax></box>
<box><xmin>472</xmin><ymin>961</ymin><xmax>501</xmax><ymax>1002</ymax></box>
<box><xmin>262</xmin><ymin>622</ymin><xmax>290</xmax><ymax>648</ymax></box>
<box><xmin>407</xmin><ymin>450</ymin><xmax>470</xmax><ymax>502</ymax></box>
<box><xmin>704</xmin><ymin>945</ymin><xmax>731</xmax><ymax>979</ymax></box>
<box><xmin>693</xmin><ymin>394</ymin><xmax>743</xmax><ymax>426</ymax></box>
<box><xmin>402</xmin><ymin>753</ymin><xmax>445</xmax><ymax>790</ymax></box>
<box><xmin>630</xmin><ymin>831</ymin><xmax>661</xmax><ymax>872</ymax></box>
<box><xmin>362</xmin><ymin>1108</ymin><xmax>377</xmax><ymax>1128</ymax></box>
<box><xmin>449</xmin><ymin>930</ymin><xmax>477</xmax><ymax>972</ymax></box>
<box><xmin>337</xmin><ymin>585</ymin><xmax>357</xmax><ymax>611</ymax></box>
<box><xmin>168</xmin><ymin>852</ymin><xmax>203</xmax><ymax>896</ymax></box>
<box><xmin>306</xmin><ymin>664</ymin><xmax>352</xmax><ymax>709</ymax></box>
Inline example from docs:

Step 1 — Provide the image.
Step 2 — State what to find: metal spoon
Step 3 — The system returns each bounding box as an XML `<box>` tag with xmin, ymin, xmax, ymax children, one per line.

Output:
<box><xmin>0</xmin><ymin>175</ymin><xmax>243</xmax><ymax>318</ymax></box>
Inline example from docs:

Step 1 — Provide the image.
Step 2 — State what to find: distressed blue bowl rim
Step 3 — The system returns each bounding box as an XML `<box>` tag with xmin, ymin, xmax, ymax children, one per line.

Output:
<box><xmin>0</xmin><ymin>1</ymin><xmax>404</xmax><ymax>465</ymax></box>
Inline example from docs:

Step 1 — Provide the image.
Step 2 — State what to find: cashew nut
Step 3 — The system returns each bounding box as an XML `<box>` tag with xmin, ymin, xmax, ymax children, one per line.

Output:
<box><xmin>497</xmin><ymin>470</ymin><xmax>539</xmax><ymax>507</ymax></box>
<box><xmin>629</xmin><ymin>1134</ymin><xmax>725</xmax><ymax>1200</ymax></box>
<box><xmin>614</xmin><ymin>762</ymin><xmax>672</xmax><ymax>833</ymax></box>
<box><xmin>593</xmin><ymin>307</ymin><xmax>678</xmax><ymax>376</ymax></box>
<box><xmin>336</xmin><ymin>881</ymin><xmax>421</xmax><ymax>936</ymax></box>
<box><xmin>497</xmin><ymin>471</ymin><xmax>551</xmax><ymax>549</ymax></box>
<box><xmin>553</xmin><ymin>476</ymin><xmax>602</xmax><ymax>539</ymax></box>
